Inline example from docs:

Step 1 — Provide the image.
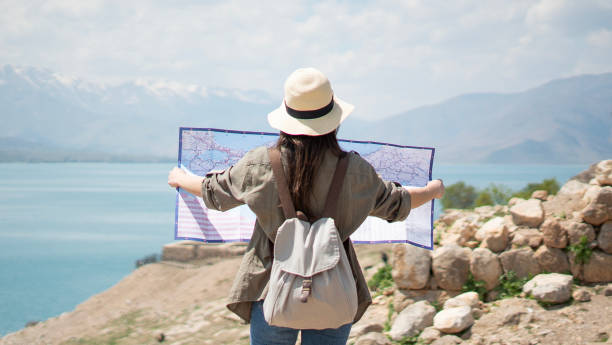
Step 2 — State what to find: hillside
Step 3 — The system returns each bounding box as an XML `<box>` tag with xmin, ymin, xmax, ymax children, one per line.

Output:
<box><xmin>363</xmin><ymin>73</ymin><xmax>612</xmax><ymax>164</ymax></box>
<box><xmin>0</xmin><ymin>65</ymin><xmax>275</xmax><ymax>161</ymax></box>
<box><xmin>0</xmin><ymin>244</ymin><xmax>390</xmax><ymax>345</ymax></box>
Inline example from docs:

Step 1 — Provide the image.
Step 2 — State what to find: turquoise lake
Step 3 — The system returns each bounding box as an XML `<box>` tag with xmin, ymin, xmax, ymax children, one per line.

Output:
<box><xmin>0</xmin><ymin>162</ymin><xmax>586</xmax><ymax>336</ymax></box>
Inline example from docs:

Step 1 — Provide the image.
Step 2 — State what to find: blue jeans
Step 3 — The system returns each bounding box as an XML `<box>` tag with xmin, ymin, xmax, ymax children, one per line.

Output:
<box><xmin>249</xmin><ymin>300</ymin><xmax>352</xmax><ymax>345</ymax></box>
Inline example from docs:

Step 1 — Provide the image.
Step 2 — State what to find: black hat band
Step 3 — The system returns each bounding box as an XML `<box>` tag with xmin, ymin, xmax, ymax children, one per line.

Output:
<box><xmin>285</xmin><ymin>98</ymin><xmax>334</xmax><ymax>120</ymax></box>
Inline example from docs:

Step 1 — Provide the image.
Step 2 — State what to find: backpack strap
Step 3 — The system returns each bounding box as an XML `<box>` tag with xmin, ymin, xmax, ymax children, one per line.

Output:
<box><xmin>268</xmin><ymin>147</ymin><xmax>297</xmax><ymax>219</ymax></box>
<box><xmin>322</xmin><ymin>152</ymin><xmax>349</xmax><ymax>219</ymax></box>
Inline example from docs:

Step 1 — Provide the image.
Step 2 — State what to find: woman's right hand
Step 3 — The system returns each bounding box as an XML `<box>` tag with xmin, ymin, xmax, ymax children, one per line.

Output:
<box><xmin>427</xmin><ymin>179</ymin><xmax>445</xmax><ymax>199</ymax></box>
<box><xmin>168</xmin><ymin>167</ymin><xmax>186</xmax><ymax>188</ymax></box>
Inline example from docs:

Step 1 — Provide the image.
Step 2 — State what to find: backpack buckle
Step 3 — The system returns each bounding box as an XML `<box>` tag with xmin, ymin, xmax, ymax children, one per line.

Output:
<box><xmin>300</xmin><ymin>278</ymin><xmax>312</xmax><ymax>303</ymax></box>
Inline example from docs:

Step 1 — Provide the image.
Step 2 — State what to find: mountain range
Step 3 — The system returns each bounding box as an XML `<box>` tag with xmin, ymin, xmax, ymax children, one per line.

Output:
<box><xmin>1</xmin><ymin>64</ymin><xmax>610</xmax><ymax>164</ymax></box>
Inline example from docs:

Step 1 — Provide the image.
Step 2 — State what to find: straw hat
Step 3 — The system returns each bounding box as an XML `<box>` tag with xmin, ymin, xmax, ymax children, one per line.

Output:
<box><xmin>267</xmin><ymin>67</ymin><xmax>354</xmax><ymax>136</ymax></box>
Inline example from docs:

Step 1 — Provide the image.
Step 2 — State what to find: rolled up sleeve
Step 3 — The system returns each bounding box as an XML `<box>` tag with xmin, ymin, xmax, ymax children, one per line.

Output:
<box><xmin>367</xmin><ymin>169</ymin><xmax>412</xmax><ymax>222</ymax></box>
<box><xmin>201</xmin><ymin>151</ymin><xmax>254</xmax><ymax>212</ymax></box>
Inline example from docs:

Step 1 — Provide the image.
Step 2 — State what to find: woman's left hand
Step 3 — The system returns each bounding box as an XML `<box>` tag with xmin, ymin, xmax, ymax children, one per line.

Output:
<box><xmin>427</xmin><ymin>179</ymin><xmax>445</xmax><ymax>199</ymax></box>
<box><xmin>168</xmin><ymin>167</ymin><xmax>186</xmax><ymax>188</ymax></box>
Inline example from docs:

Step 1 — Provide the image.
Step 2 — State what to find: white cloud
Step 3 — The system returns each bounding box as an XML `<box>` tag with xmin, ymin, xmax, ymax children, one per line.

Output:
<box><xmin>0</xmin><ymin>0</ymin><xmax>611</xmax><ymax>119</ymax></box>
<box><xmin>526</xmin><ymin>0</ymin><xmax>568</xmax><ymax>26</ymax></box>
<box><xmin>587</xmin><ymin>29</ymin><xmax>612</xmax><ymax>48</ymax></box>
<box><xmin>40</xmin><ymin>0</ymin><xmax>104</xmax><ymax>16</ymax></box>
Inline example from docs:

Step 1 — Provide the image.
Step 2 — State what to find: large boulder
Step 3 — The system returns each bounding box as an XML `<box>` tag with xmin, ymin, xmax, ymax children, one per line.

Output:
<box><xmin>598</xmin><ymin>221</ymin><xmax>612</xmax><ymax>254</ymax></box>
<box><xmin>443</xmin><ymin>291</ymin><xmax>480</xmax><ymax>309</ymax></box>
<box><xmin>582</xmin><ymin>203</ymin><xmax>609</xmax><ymax>226</ymax></box>
<box><xmin>508</xmin><ymin>197</ymin><xmax>525</xmax><ymax>207</ymax></box>
<box><xmin>432</xmin><ymin>245</ymin><xmax>471</xmax><ymax>291</ymax></box>
<box><xmin>542</xmin><ymin>180</ymin><xmax>590</xmax><ymax>217</ymax></box>
<box><xmin>531</xmin><ymin>190</ymin><xmax>548</xmax><ymax>200</ymax></box>
<box><xmin>499</xmin><ymin>247</ymin><xmax>541</xmax><ymax>279</ymax></box>
<box><xmin>534</xmin><ymin>245</ymin><xmax>570</xmax><ymax>273</ymax></box>
<box><xmin>593</xmin><ymin>160</ymin><xmax>612</xmax><ymax>185</ymax></box>
<box><xmin>418</xmin><ymin>327</ymin><xmax>442</xmax><ymax>344</ymax></box>
<box><xmin>356</xmin><ymin>332</ymin><xmax>392</xmax><ymax>345</ymax></box>
<box><xmin>438</xmin><ymin>209</ymin><xmax>464</xmax><ymax>226</ymax></box>
<box><xmin>392</xmin><ymin>244</ymin><xmax>431</xmax><ymax>290</ymax></box>
<box><xmin>582</xmin><ymin>187</ymin><xmax>612</xmax><ymax>226</ymax></box>
<box><xmin>572</xmin><ymin>160</ymin><xmax>612</xmax><ymax>186</ymax></box>
<box><xmin>389</xmin><ymin>300</ymin><xmax>436</xmax><ymax>340</ymax></box>
<box><xmin>470</xmin><ymin>248</ymin><xmax>502</xmax><ymax>290</ymax></box>
<box><xmin>570</xmin><ymin>250</ymin><xmax>612</xmax><ymax>283</ymax></box>
<box><xmin>445</xmin><ymin>217</ymin><xmax>479</xmax><ymax>246</ymax></box>
<box><xmin>563</xmin><ymin>221</ymin><xmax>596</xmax><ymax>246</ymax></box>
<box><xmin>477</xmin><ymin>217</ymin><xmax>509</xmax><ymax>253</ymax></box>
<box><xmin>510</xmin><ymin>199</ymin><xmax>544</xmax><ymax>228</ymax></box>
<box><xmin>350</xmin><ymin>321</ymin><xmax>384</xmax><ymax>338</ymax></box>
<box><xmin>511</xmin><ymin>228</ymin><xmax>543</xmax><ymax>249</ymax></box>
<box><xmin>523</xmin><ymin>273</ymin><xmax>573</xmax><ymax>304</ymax></box>
<box><xmin>541</xmin><ymin>218</ymin><xmax>567</xmax><ymax>249</ymax></box>
<box><xmin>433</xmin><ymin>306</ymin><xmax>474</xmax><ymax>334</ymax></box>
<box><xmin>583</xmin><ymin>185</ymin><xmax>603</xmax><ymax>205</ymax></box>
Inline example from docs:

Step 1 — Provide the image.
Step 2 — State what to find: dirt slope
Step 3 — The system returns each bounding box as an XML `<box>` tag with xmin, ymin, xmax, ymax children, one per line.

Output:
<box><xmin>0</xmin><ymin>245</ymin><xmax>388</xmax><ymax>345</ymax></box>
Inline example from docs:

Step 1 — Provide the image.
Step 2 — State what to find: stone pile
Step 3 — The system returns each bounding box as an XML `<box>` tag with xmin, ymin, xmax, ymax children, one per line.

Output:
<box><xmin>427</xmin><ymin>159</ymin><xmax>612</xmax><ymax>288</ymax></box>
<box><xmin>359</xmin><ymin>160</ymin><xmax>612</xmax><ymax>345</ymax></box>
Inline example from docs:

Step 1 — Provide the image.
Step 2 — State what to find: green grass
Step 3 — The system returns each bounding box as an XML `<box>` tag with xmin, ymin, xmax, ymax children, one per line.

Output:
<box><xmin>434</xmin><ymin>230</ymin><xmax>442</xmax><ymax>245</ymax></box>
<box><xmin>368</xmin><ymin>263</ymin><xmax>394</xmax><ymax>294</ymax></box>
<box><xmin>462</xmin><ymin>272</ymin><xmax>487</xmax><ymax>301</ymax></box>
<box><xmin>568</xmin><ymin>235</ymin><xmax>593</xmax><ymax>265</ymax></box>
<box><xmin>384</xmin><ymin>300</ymin><xmax>395</xmax><ymax>332</ymax></box>
<box><xmin>495</xmin><ymin>271</ymin><xmax>531</xmax><ymax>299</ymax></box>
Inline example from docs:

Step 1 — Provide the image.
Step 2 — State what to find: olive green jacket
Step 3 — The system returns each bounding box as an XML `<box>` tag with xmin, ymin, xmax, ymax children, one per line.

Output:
<box><xmin>201</xmin><ymin>146</ymin><xmax>412</xmax><ymax>324</ymax></box>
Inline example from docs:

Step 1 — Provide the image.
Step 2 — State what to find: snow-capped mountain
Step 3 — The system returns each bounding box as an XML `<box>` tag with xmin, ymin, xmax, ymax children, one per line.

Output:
<box><xmin>0</xmin><ymin>64</ymin><xmax>276</xmax><ymax>160</ymax></box>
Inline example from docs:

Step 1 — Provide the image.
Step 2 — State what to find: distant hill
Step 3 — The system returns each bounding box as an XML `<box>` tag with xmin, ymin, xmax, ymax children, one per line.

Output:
<box><xmin>1</xmin><ymin>64</ymin><xmax>610</xmax><ymax>163</ymax></box>
<box><xmin>0</xmin><ymin>137</ymin><xmax>170</xmax><ymax>162</ymax></box>
<box><xmin>360</xmin><ymin>73</ymin><xmax>612</xmax><ymax>164</ymax></box>
<box><xmin>0</xmin><ymin>65</ymin><xmax>276</xmax><ymax>162</ymax></box>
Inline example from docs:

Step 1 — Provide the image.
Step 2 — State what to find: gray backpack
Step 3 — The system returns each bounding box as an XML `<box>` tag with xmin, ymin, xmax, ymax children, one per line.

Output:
<box><xmin>263</xmin><ymin>147</ymin><xmax>358</xmax><ymax>330</ymax></box>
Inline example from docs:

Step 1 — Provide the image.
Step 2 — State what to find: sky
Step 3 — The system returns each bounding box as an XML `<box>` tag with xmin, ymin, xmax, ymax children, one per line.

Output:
<box><xmin>1</xmin><ymin>0</ymin><xmax>612</xmax><ymax>119</ymax></box>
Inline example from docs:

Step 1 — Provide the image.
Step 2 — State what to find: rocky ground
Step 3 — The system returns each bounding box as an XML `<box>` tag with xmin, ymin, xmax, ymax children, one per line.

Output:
<box><xmin>2</xmin><ymin>160</ymin><xmax>611</xmax><ymax>345</ymax></box>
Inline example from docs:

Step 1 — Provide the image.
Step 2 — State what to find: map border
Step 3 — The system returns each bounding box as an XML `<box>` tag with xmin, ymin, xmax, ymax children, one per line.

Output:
<box><xmin>175</xmin><ymin>127</ymin><xmax>435</xmax><ymax>249</ymax></box>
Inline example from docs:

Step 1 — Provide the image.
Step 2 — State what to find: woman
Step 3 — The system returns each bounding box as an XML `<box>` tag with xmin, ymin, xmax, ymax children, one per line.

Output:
<box><xmin>168</xmin><ymin>67</ymin><xmax>445</xmax><ymax>345</ymax></box>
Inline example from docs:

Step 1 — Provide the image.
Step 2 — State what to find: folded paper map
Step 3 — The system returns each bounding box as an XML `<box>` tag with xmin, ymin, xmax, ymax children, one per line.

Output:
<box><xmin>174</xmin><ymin>128</ymin><xmax>435</xmax><ymax>249</ymax></box>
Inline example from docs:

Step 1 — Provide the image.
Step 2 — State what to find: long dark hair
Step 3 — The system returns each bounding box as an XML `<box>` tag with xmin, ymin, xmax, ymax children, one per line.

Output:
<box><xmin>276</xmin><ymin>130</ymin><xmax>344</xmax><ymax>217</ymax></box>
